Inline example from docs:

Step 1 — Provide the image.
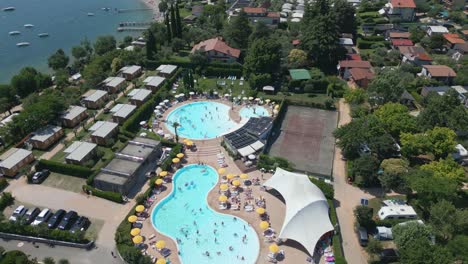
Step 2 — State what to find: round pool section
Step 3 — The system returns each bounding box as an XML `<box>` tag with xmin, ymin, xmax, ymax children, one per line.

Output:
<box><xmin>151</xmin><ymin>164</ymin><xmax>260</xmax><ymax>264</ymax></box>
<box><xmin>239</xmin><ymin>106</ymin><xmax>270</xmax><ymax>119</ymax></box>
<box><xmin>165</xmin><ymin>102</ymin><xmax>237</xmax><ymax>140</ymax></box>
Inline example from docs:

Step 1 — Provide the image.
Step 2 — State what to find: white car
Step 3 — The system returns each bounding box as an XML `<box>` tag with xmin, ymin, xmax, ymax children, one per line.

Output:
<box><xmin>9</xmin><ymin>205</ymin><xmax>27</xmax><ymax>222</ymax></box>
<box><xmin>31</xmin><ymin>208</ymin><xmax>52</xmax><ymax>226</ymax></box>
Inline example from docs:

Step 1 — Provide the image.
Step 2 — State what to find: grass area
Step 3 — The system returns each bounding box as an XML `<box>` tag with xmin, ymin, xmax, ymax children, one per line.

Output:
<box><xmin>50</xmin><ymin>149</ymin><xmax>68</xmax><ymax>163</ymax></box>
<box><xmin>84</xmin><ymin>218</ymin><xmax>104</xmax><ymax>241</ymax></box>
<box><xmin>368</xmin><ymin>195</ymin><xmax>407</xmax><ymax>217</ymax></box>
<box><xmin>42</xmin><ymin>172</ymin><xmax>86</xmax><ymax>193</ymax></box>
<box><xmin>259</xmin><ymin>92</ymin><xmax>334</xmax><ymax>105</ymax></box>
<box><xmin>32</xmin><ymin>149</ymin><xmax>47</xmax><ymax>158</ymax></box>
<box><xmin>196</xmin><ymin>77</ymin><xmax>252</xmax><ymax>97</ymax></box>
<box><xmin>116</xmin><ymin>94</ymin><xmax>131</xmax><ymax>104</ymax></box>
<box><xmin>178</xmin><ymin>7</ymin><xmax>191</xmax><ymax>18</ymax></box>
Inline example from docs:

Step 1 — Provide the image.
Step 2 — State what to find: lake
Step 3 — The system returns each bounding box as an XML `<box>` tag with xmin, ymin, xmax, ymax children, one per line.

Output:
<box><xmin>0</xmin><ymin>0</ymin><xmax>153</xmax><ymax>83</ymax></box>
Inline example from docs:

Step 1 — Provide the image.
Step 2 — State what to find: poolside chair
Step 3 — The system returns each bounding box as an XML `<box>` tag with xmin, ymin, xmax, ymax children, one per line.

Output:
<box><xmin>161</xmin><ymin>248</ymin><xmax>171</xmax><ymax>257</ymax></box>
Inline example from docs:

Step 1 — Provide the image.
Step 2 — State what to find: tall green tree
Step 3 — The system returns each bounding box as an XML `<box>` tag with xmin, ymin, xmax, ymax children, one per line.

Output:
<box><xmin>429</xmin><ymin>200</ymin><xmax>468</xmax><ymax>241</ymax></box>
<box><xmin>367</xmin><ymin>69</ymin><xmax>412</xmax><ymax>106</ymax></box>
<box><xmin>374</xmin><ymin>103</ymin><xmax>418</xmax><ymax>139</ymax></box>
<box><xmin>170</xmin><ymin>5</ymin><xmax>177</xmax><ymax>41</ymax></box>
<box><xmin>10</xmin><ymin>67</ymin><xmax>51</xmax><ymax>98</ymax></box>
<box><xmin>174</xmin><ymin>1</ymin><xmax>182</xmax><ymax>38</ymax></box>
<box><xmin>94</xmin><ymin>35</ymin><xmax>116</xmax><ymax>55</ymax></box>
<box><xmin>47</xmin><ymin>49</ymin><xmax>69</xmax><ymax>70</ymax></box>
<box><xmin>146</xmin><ymin>30</ymin><xmax>156</xmax><ymax>60</ymax></box>
<box><xmin>223</xmin><ymin>10</ymin><xmax>252</xmax><ymax>49</ymax></box>
<box><xmin>244</xmin><ymin>37</ymin><xmax>281</xmax><ymax>76</ymax></box>
<box><xmin>0</xmin><ymin>85</ymin><xmax>18</xmax><ymax>115</ymax></box>
<box><xmin>165</xmin><ymin>12</ymin><xmax>172</xmax><ymax>42</ymax></box>
<box><xmin>332</xmin><ymin>0</ymin><xmax>357</xmax><ymax>34</ymax></box>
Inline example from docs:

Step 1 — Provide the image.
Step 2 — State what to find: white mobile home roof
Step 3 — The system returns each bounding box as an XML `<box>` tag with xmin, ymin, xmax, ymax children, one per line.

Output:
<box><xmin>378</xmin><ymin>205</ymin><xmax>417</xmax><ymax>220</ymax></box>
<box><xmin>0</xmin><ymin>148</ymin><xmax>32</xmax><ymax>170</ymax></box>
<box><xmin>31</xmin><ymin>125</ymin><xmax>62</xmax><ymax>143</ymax></box>
<box><xmin>0</xmin><ymin>113</ymin><xmax>18</xmax><ymax>127</ymax></box>
<box><xmin>64</xmin><ymin>141</ymin><xmax>97</xmax><ymax>162</ymax></box>
<box><xmin>156</xmin><ymin>64</ymin><xmax>177</xmax><ymax>75</ymax></box>
<box><xmin>144</xmin><ymin>76</ymin><xmax>166</xmax><ymax>87</ymax></box>
<box><xmin>428</xmin><ymin>26</ymin><xmax>449</xmax><ymax>34</ymax></box>
<box><xmin>90</xmin><ymin>121</ymin><xmax>118</xmax><ymax>138</ymax></box>
<box><xmin>129</xmin><ymin>89</ymin><xmax>152</xmax><ymax>102</ymax></box>
<box><xmin>84</xmin><ymin>90</ymin><xmax>108</xmax><ymax>103</ymax></box>
<box><xmin>104</xmin><ymin>77</ymin><xmax>126</xmax><ymax>88</ymax></box>
<box><xmin>121</xmin><ymin>65</ymin><xmax>141</xmax><ymax>75</ymax></box>
<box><xmin>111</xmin><ymin>104</ymin><xmax>136</xmax><ymax>118</ymax></box>
<box><xmin>61</xmin><ymin>106</ymin><xmax>87</xmax><ymax>121</ymax></box>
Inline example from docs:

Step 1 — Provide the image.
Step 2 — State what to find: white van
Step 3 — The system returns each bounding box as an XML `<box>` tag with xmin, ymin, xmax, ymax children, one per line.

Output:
<box><xmin>31</xmin><ymin>208</ymin><xmax>52</xmax><ymax>226</ymax></box>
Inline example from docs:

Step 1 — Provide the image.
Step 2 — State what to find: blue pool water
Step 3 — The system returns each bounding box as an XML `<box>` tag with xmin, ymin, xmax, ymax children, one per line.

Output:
<box><xmin>239</xmin><ymin>106</ymin><xmax>270</xmax><ymax>119</ymax></box>
<box><xmin>151</xmin><ymin>165</ymin><xmax>260</xmax><ymax>264</ymax></box>
<box><xmin>166</xmin><ymin>101</ymin><xmax>238</xmax><ymax>140</ymax></box>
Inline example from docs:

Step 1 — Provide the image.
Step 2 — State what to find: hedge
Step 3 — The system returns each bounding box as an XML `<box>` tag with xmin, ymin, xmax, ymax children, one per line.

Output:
<box><xmin>0</xmin><ymin>192</ymin><xmax>14</xmax><ymax>212</ymax></box>
<box><xmin>83</xmin><ymin>185</ymin><xmax>123</xmax><ymax>203</ymax></box>
<box><xmin>310</xmin><ymin>177</ymin><xmax>334</xmax><ymax>199</ymax></box>
<box><xmin>160</xmin><ymin>143</ymin><xmax>183</xmax><ymax>171</ymax></box>
<box><xmin>0</xmin><ymin>178</ymin><xmax>8</xmax><ymax>191</ymax></box>
<box><xmin>328</xmin><ymin>199</ymin><xmax>347</xmax><ymax>264</ymax></box>
<box><xmin>0</xmin><ymin>221</ymin><xmax>88</xmax><ymax>243</ymax></box>
<box><xmin>357</xmin><ymin>39</ymin><xmax>389</xmax><ymax>49</ymax></box>
<box><xmin>257</xmin><ymin>154</ymin><xmax>294</xmax><ymax>171</ymax></box>
<box><xmin>145</xmin><ymin>59</ymin><xmax>242</xmax><ymax>71</ymax></box>
<box><xmin>205</xmin><ymin>66</ymin><xmax>242</xmax><ymax>77</ymax></box>
<box><xmin>360</xmin><ymin>35</ymin><xmax>385</xmax><ymax>42</ymax></box>
<box><xmin>121</xmin><ymin>98</ymin><xmax>157</xmax><ymax>134</ymax></box>
<box><xmin>36</xmin><ymin>160</ymin><xmax>94</xmax><ymax>178</ymax></box>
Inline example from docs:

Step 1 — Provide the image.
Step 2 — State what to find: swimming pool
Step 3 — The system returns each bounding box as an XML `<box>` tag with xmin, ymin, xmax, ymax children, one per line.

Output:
<box><xmin>166</xmin><ymin>102</ymin><xmax>237</xmax><ymax>140</ymax></box>
<box><xmin>239</xmin><ymin>106</ymin><xmax>270</xmax><ymax>119</ymax></box>
<box><xmin>151</xmin><ymin>165</ymin><xmax>259</xmax><ymax>264</ymax></box>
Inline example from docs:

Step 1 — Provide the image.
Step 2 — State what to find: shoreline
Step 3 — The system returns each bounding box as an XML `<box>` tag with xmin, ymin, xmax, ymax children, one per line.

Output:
<box><xmin>140</xmin><ymin>0</ymin><xmax>164</xmax><ymax>21</ymax></box>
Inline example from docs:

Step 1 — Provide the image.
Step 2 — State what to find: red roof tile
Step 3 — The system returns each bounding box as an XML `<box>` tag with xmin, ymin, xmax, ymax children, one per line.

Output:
<box><xmin>338</xmin><ymin>60</ymin><xmax>372</xmax><ymax>69</ymax></box>
<box><xmin>346</xmin><ymin>54</ymin><xmax>362</xmax><ymax>61</ymax></box>
<box><xmin>443</xmin><ymin>33</ymin><xmax>465</xmax><ymax>44</ymax></box>
<box><xmin>191</xmin><ymin>37</ymin><xmax>241</xmax><ymax>58</ymax></box>
<box><xmin>267</xmin><ymin>11</ymin><xmax>280</xmax><ymax>18</ymax></box>
<box><xmin>389</xmin><ymin>32</ymin><xmax>411</xmax><ymax>39</ymax></box>
<box><xmin>391</xmin><ymin>0</ymin><xmax>416</xmax><ymax>8</ymax></box>
<box><xmin>243</xmin><ymin>7</ymin><xmax>266</xmax><ymax>13</ymax></box>
<box><xmin>423</xmin><ymin>65</ymin><xmax>457</xmax><ymax>77</ymax></box>
<box><xmin>392</xmin><ymin>39</ymin><xmax>414</xmax><ymax>46</ymax></box>
<box><xmin>292</xmin><ymin>39</ymin><xmax>300</xmax><ymax>45</ymax></box>
<box><xmin>349</xmin><ymin>68</ymin><xmax>374</xmax><ymax>81</ymax></box>
<box><xmin>416</xmin><ymin>53</ymin><xmax>432</xmax><ymax>61</ymax></box>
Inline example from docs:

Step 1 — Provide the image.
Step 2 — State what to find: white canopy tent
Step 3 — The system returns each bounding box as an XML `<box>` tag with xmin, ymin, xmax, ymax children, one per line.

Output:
<box><xmin>237</xmin><ymin>145</ymin><xmax>255</xmax><ymax>157</ymax></box>
<box><xmin>263</xmin><ymin>168</ymin><xmax>334</xmax><ymax>256</ymax></box>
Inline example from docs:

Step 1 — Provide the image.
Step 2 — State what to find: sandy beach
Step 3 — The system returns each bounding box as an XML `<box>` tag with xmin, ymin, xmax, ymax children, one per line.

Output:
<box><xmin>141</xmin><ymin>0</ymin><xmax>164</xmax><ymax>21</ymax></box>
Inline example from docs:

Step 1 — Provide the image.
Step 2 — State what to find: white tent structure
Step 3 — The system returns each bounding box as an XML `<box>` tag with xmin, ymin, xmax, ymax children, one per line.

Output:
<box><xmin>263</xmin><ymin>167</ymin><xmax>334</xmax><ymax>256</ymax></box>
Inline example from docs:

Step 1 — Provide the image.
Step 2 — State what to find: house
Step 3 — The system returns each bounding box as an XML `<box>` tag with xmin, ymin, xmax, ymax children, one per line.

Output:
<box><xmin>400</xmin><ymin>90</ymin><xmax>416</xmax><ymax>108</ymax></box>
<box><xmin>420</xmin><ymin>86</ymin><xmax>468</xmax><ymax>107</ymax></box>
<box><xmin>64</xmin><ymin>141</ymin><xmax>97</xmax><ymax>165</ymax></box>
<box><xmin>30</xmin><ymin>125</ymin><xmax>64</xmax><ymax>150</ymax></box>
<box><xmin>242</xmin><ymin>7</ymin><xmax>280</xmax><ymax>26</ymax></box>
<box><xmin>348</xmin><ymin>68</ymin><xmax>375</xmax><ymax>88</ymax></box>
<box><xmin>93</xmin><ymin>137</ymin><xmax>162</xmax><ymax>194</ymax></box>
<box><xmin>0</xmin><ymin>148</ymin><xmax>34</xmax><ymax>177</ymax></box>
<box><xmin>426</xmin><ymin>26</ymin><xmax>449</xmax><ymax>36</ymax></box>
<box><xmin>386</xmin><ymin>0</ymin><xmax>416</xmax><ymax>21</ymax></box>
<box><xmin>156</xmin><ymin>64</ymin><xmax>178</xmax><ymax>78</ymax></box>
<box><xmin>419</xmin><ymin>65</ymin><xmax>457</xmax><ymax>84</ymax></box>
<box><xmin>399</xmin><ymin>46</ymin><xmax>432</xmax><ymax>66</ymax></box>
<box><xmin>119</xmin><ymin>65</ymin><xmax>142</xmax><ymax>80</ymax></box>
<box><xmin>183</xmin><ymin>15</ymin><xmax>197</xmax><ymax>24</ymax></box>
<box><xmin>388</xmin><ymin>31</ymin><xmax>411</xmax><ymax>39</ymax></box>
<box><xmin>223</xmin><ymin>117</ymin><xmax>272</xmax><ymax>157</ymax></box>
<box><xmin>0</xmin><ymin>113</ymin><xmax>18</xmax><ymax>128</ymax></box>
<box><xmin>191</xmin><ymin>37</ymin><xmax>241</xmax><ymax>63</ymax></box>
<box><xmin>337</xmin><ymin>60</ymin><xmax>373</xmax><ymax>79</ymax></box>
<box><xmin>101</xmin><ymin>77</ymin><xmax>126</xmax><ymax>93</ymax></box>
<box><xmin>339</xmin><ymin>38</ymin><xmax>354</xmax><ymax>46</ymax></box>
<box><xmin>143</xmin><ymin>76</ymin><xmax>166</xmax><ymax>92</ymax></box>
<box><xmin>449</xmin><ymin>42</ymin><xmax>468</xmax><ymax>61</ymax></box>
<box><xmin>110</xmin><ymin>104</ymin><xmax>137</xmax><ymax>124</ymax></box>
<box><xmin>60</xmin><ymin>105</ymin><xmax>87</xmax><ymax>128</ymax></box>
<box><xmin>378</xmin><ymin>205</ymin><xmax>417</xmax><ymax>220</ymax></box>
<box><xmin>346</xmin><ymin>54</ymin><xmax>362</xmax><ymax>61</ymax></box>
<box><xmin>443</xmin><ymin>33</ymin><xmax>465</xmax><ymax>49</ymax></box>
<box><xmin>83</xmin><ymin>90</ymin><xmax>109</xmax><ymax>109</ymax></box>
<box><xmin>128</xmin><ymin>89</ymin><xmax>152</xmax><ymax>106</ymax></box>
<box><xmin>452</xmin><ymin>144</ymin><xmax>468</xmax><ymax>161</ymax></box>
<box><xmin>391</xmin><ymin>39</ymin><xmax>413</xmax><ymax>48</ymax></box>
<box><xmin>462</xmin><ymin>30</ymin><xmax>468</xmax><ymax>40</ymax></box>
<box><xmin>451</xmin><ymin>86</ymin><xmax>468</xmax><ymax>107</ymax></box>
<box><xmin>89</xmin><ymin>121</ymin><xmax>119</xmax><ymax>146</ymax></box>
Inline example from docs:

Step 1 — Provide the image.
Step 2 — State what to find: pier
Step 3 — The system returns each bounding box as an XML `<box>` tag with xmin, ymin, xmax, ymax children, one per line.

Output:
<box><xmin>119</xmin><ymin>21</ymin><xmax>153</xmax><ymax>27</ymax></box>
<box><xmin>117</xmin><ymin>27</ymin><xmax>149</xmax><ymax>32</ymax></box>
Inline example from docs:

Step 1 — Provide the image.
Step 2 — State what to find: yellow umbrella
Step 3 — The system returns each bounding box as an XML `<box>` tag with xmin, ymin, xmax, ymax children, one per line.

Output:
<box><xmin>265</xmin><ymin>99</ymin><xmax>271</xmax><ymax>103</ymax></box>
<box><xmin>226</xmin><ymin>174</ymin><xmax>235</xmax><ymax>179</ymax></box>
<box><xmin>232</xmin><ymin>180</ymin><xmax>241</xmax><ymax>187</ymax></box>
<box><xmin>274</xmin><ymin>104</ymin><xmax>280</xmax><ymax>110</ymax></box>
<box><xmin>155</xmin><ymin>179</ymin><xmax>164</xmax><ymax>185</ymax></box>
<box><xmin>218</xmin><ymin>195</ymin><xmax>228</xmax><ymax>202</ymax></box>
<box><xmin>183</xmin><ymin>138</ymin><xmax>189</xmax><ymax>143</ymax></box>
<box><xmin>135</xmin><ymin>205</ymin><xmax>145</xmax><ymax>213</ymax></box>
<box><xmin>132</xmin><ymin>235</ymin><xmax>143</xmax><ymax>244</ymax></box>
<box><xmin>130</xmin><ymin>228</ymin><xmax>141</xmax><ymax>236</ymax></box>
<box><xmin>256</xmin><ymin>207</ymin><xmax>266</xmax><ymax>215</ymax></box>
<box><xmin>156</xmin><ymin>259</ymin><xmax>166</xmax><ymax>264</ymax></box>
<box><xmin>176</xmin><ymin>153</ymin><xmax>184</xmax><ymax>158</ymax></box>
<box><xmin>186</xmin><ymin>141</ymin><xmax>193</xmax><ymax>146</ymax></box>
<box><xmin>128</xmin><ymin>215</ymin><xmax>137</xmax><ymax>223</ymax></box>
<box><xmin>220</xmin><ymin>184</ymin><xmax>229</xmax><ymax>191</ymax></box>
<box><xmin>240</xmin><ymin>173</ymin><xmax>248</xmax><ymax>179</ymax></box>
<box><xmin>159</xmin><ymin>171</ymin><xmax>168</xmax><ymax>177</ymax></box>
<box><xmin>218</xmin><ymin>168</ymin><xmax>226</xmax><ymax>175</ymax></box>
<box><xmin>172</xmin><ymin>158</ymin><xmax>180</xmax><ymax>163</ymax></box>
<box><xmin>155</xmin><ymin>240</ymin><xmax>166</xmax><ymax>249</ymax></box>
<box><xmin>259</xmin><ymin>221</ymin><xmax>269</xmax><ymax>230</ymax></box>
<box><xmin>269</xmin><ymin>243</ymin><xmax>279</xmax><ymax>253</ymax></box>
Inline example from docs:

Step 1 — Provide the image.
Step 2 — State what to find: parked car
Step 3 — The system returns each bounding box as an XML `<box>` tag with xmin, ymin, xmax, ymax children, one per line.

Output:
<box><xmin>380</xmin><ymin>248</ymin><xmax>399</xmax><ymax>263</ymax></box>
<box><xmin>70</xmin><ymin>216</ymin><xmax>90</xmax><ymax>234</ymax></box>
<box><xmin>58</xmin><ymin>210</ymin><xmax>78</xmax><ymax>230</ymax></box>
<box><xmin>31</xmin><ymin>208</ymin><xmax>52</xmax><ymax>226</ymax></box>
<box><xmin>31</xmin><ymin>169</ymin><xmax>50</xmax><ymax>183</ymax></box>
<box><xmin>9</xmin><ymin>205</ymin><xmax>27</xmax><ymax>222</ymax></box>
<box><xmin>22</xmin><ymin>207</ymin><xmax>40</xmax><ymax>225</ymax></box>
<box><xmin>47</xmin><ymin>209</ymin><xmax>65</xmax><ymax>229</ymax></box>
<box><xmin>357</xmin><ymin>227</ymin><xmax>369</xmax><ymax>247</ymax></box>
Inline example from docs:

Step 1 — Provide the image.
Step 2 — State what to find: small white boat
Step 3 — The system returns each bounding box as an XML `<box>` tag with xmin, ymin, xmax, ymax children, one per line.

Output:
<box><xmin>16</xmin><ymin>42</ymin><xmax>30</xmax><ymax>47</ymax></box>
<box><xmin>9</xmin><ymin>31</ymin><xmax>21</xmax><ymax>35</ymax></box>
<box><xmin>3</xmin><ymin>7</ymin><xmax>15</xmax><ymax>11</ymax></box>
<box><xmin>87</xmin><ymin>12</ymin><xmax>94</xmax><ymax>16</ymax></box>
<box><xmin>102</xmin><ymin>7</ymin><xmax>110</xmax><ymax>11</ymax></box>
<box><xmin>38</xmin><ymin>33</ymin><xmax>49</xmax><ymax>38</ymax></box>
<box><xmin>24</xmin><ymin>24</ymin><xmax>34</xmax><ymax>28</ymax></box>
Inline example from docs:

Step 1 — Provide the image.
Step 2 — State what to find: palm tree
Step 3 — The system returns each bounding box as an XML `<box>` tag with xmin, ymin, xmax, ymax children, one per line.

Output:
<box><xmin>173</xmin><ymin>122</ymin><xmax>180</xmax><ymax>143</ymax></box>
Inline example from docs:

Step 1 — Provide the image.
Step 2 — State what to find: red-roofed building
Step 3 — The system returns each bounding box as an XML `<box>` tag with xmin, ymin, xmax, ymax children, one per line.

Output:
<box><xmin>391</xmin><ymin>39</ymin><xmax>414</xmax><ymax>48</ymax></box>
<box><xmin>349</xmin><ymin>68</ymin><xmax>375</xmax><ymax>88</ymax></box>
<box><xmin>387</xmin><ymin>0</ymin><xmax>416</xmax><ymax>21</ymax></box>
<box><xmin>337</xmin><ymin>60</ymin><xmax>373</xmax><ymax>80</ymax></box>
<box><xmin>191</xmin><ymin>37</ymin><xmax>241</xmax><ymax>63</ymax></box>
<box><xmin>400</xmin><ymin>46</ymin><xmax>432</xmax><ymax>66</ymax></box>
<box><xmin>420</xmin><ymin>65</ymin><xmax>457</xmax><ymax>84</ymax></box>
<box><xmin>346</xmin><ymin>54</ymin><xmax>362</xmax><ymax>61</ymax></box>
<box><xmin>443</xmin><ymin>33</ymin><xmax>465</xmax><ymax>48</ymax></box>
<box><xmin>292</xmin><ymin>39</ymin><xmax>301</xmax><ymax>47</ymax></box>
<box><xmin>242</xmin><ymin>7</ymin><xmax>279</xmax><ymax>26</ymax></box>
<box><xmin>388</xmin><ymin>32</ymin><xmax>411</xmax><ymax>39</ymax></box>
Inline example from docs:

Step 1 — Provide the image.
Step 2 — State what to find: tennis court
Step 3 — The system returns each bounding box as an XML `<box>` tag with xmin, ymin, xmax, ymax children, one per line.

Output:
<box><xmin>268</xmin><ymin>106</ymin><xmax>338</xmax><ymax>178</ymax></box>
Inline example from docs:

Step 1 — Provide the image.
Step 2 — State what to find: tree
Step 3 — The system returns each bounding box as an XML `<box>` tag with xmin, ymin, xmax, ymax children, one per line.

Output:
<box><xmin>344</xmin><ymin>88</ymin><xmax>367</xmax><ymax>105</ymax></box>
<box><xmin>244</xmin><ymin>38</ymin><xmax>281</xmax><ymax>76</ymax></box>
<box><xmin>379</xmin><ymin>158</ymin><xmax>409</xmax><ymax>191</ymax></box>
<box><xmin>158</xmin><ymin>0</ymin><xmax>168</xmax><ymax>13</ymax></box>
<box><xmin>174</xmin><ymin>1</ymin><xmax>182</xmax><ymax>38</ymax></box>
<box><xmin>407</xmin><ymin>169</ymin><xmax>460</xmax><ymax>207</ymax></box>
<box><xmin>447</xmin><ymin>235</ymin><xmax>468</xmax><ymax>263</ymax></box>
<box><xmin>350</xmin><ymin>154</ymin><xmax>380</xmax><ymax>186</ymax></box>
<box><xmin>43</xmin><ymin>257</ymin><xmax>55</xmax><ymax>264</ymax></box>
<box><xmin>0</xmin><ymin>250</ymin><xmax>34</xmax><ymax>264</ymax></box>
<box><xmin>146</xmin><ymin>30</ymin><xmax>156</xmax><ymax>60</ymax></box>
<box><xmin>223</xmin><ymin>10</ymin><xmax>252</xmax><ymax>49</ymax></box>
<box><xmin>249</xmin><ymin>74</ymin><xmax>272</xmax><ymax>90</ymax></box>
<box><xmin>393</xmin><ymin>221</ymin><xmax>432</xmax><ymax>249</ymax></box>
<box><xmin>71</xmin><ymin>45</ymin><xmax>87</xmax><ymax>60</ymax></box>
<box><xmin>414</xmin><ymin>0</ymin><xmax>431</xmax><ymax>13</ymax></box>
<box><xmin>366</xmin><ymin>239</ymin><xmax>383</xmax><ymax>258</ymax></box>
<box><xmin>354</xmin><ymin>205</ymin><xmax>374</xmax><ymax>229</ymax></box>
<box><xmin>409</xmin><ymin>26</ymin><xmax>426</xmax><ymax>43</ymax></box>
<box><xmin>400</xmin><ymin>127</ymin><xmax>456</xmax><ymax>159</ymax></box>
<box><xmin>48</xmin><ymin>49</ymin><xmax>69</xmax><ymax>70</ymax></box>
<box><xmin>421</xmin><ymin>157</ymin><xmax>465</xmax><ymax>182</ymax></box>
<box><xmin>171</xmin><ymin>37</ymin><xmax>185</xmax><ymax>52</ymax></box>
<box><xmin>287</xmin><ymin>49</ymin><xmax>308</xmax><ymax>67</ymax></box>
<box><xmin>374</xmin><ymin>103</ymin><xmax>418</xmax><ymax>139</ymax></box>
<box><xmin>189</xmin><ymin>50</ymin><xmax>209</xmax><ymax>67</ymax></box>
<box><xmin>94</xmin><ymin>35</ymin><xmax>116</xmax><ymax>55</ymax></box>
<box><xmin>429</xmin><ymin>200</ymin><xmax>468</xmax><ymax>241</ymax></box>
<box><xmin>165</xmin><ymin>12</ymin><xmax>172</xmax><ymax>42</ymax></box>
<box><xmin>332</xmin><ymin>0</ymin><xmax>357</xmax><ymax>34</ymax></box>
<box><xmin>422</xmin><ymin>34</ymin><xmax>445</xmax><ymax>50</ymax></box>
<box><xmin>111</xmin><ymin>57</ymin><xmax>123</xmax><ymax>74</ymax></box>
<box><xmin>170</xmin><ymin>5</ymin><xmax>177</xmax><ymax>40</ymax></box>
<box><xmin>10</xmin><ymin>67</ymin><xmax>51</xmax><ymax>98</ymax></box>
<box><xmin>326</xmin><ymin>77</ymin><xmax>346</xmax><ymax>98</ymax></box>
<box><xmin>58</xmin><ymin>260</ymin><xmax>70</xmax><ymax>264</ymax></box>
<box><xmin>83</xmin><ymin>59</ymin><xmax>107</xmax><ymax>86</ymax></box>
<box><xmin>0</xmin><ymin>85</ymin><xmax>18</xmax><ymax>115</ymax></box>
<box><xmin>173</xmin><ymin>122</ymin><xmax>180</xmax><ymax>142</ymax></box>
<box><xmin>367</xmin><ymin>69</ymin><xmax>411</xmax><ymax>106</ymax></box>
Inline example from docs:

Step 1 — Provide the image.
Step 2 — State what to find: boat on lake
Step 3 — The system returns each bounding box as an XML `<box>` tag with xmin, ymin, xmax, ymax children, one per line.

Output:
<box><xmin>16</xmin><ymin>42</ymin><xmax>30</xmax><ymax>47</ymax></box>
<box><xmin>2</xmin><ymin>7</ymin><xmax>15</xmax><ymax>11</ymax></box>
<box><xmin>9</xmin><ymin>31</ymin><xmax>21</xmax><ymax>35</ymax></box>
<box><xmin>102</xmin><ymin>7</ymin><xmax>110</xmax><ymax>11</ymax></box>
<box><xmin>87</xmin><ymin>12</ymin><xmax>94</xmax><ymax>16</ymax></box>
<box><xmin>38</xmin><ymin>33</ymin><xmax>49</xmax><ymax>38</ymax></box>
<box><xmin>24</xmin><ymin>24</ymin><xmax>34</xmax><ymax>28</ymax></box>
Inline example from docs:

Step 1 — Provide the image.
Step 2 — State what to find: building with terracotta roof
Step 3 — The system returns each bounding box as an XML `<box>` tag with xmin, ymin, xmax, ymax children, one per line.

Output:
<box><xmin>242</xmin><ymin>7</ymin><xmax>280</xmax><ymax>26</ymax></box>
<box><xmin>391</xmin><ymin>39</ymin><xmax>414</xmax><ymax>48</ymax></box>
<box><xmin>443</xmin><ymin>33</ymin><xmax>465</xmax><ymax>49</ymax></box>
<box><xmin>349</xmin><ymin>68</ymin><xmax>375</xmax><ymax>88</ymax></box>
<box><xmin>399</xmin><ymin>46</ymin><xmax>432</xmax><ymax>66</ymax></box>
<box><xmin>420</xmin><ymin>65</ymin><xmax>457</xmax><ymax>84</ymax></box>
<box><xmin>388</xmin><ymin>31</ymin><xmax>411</xmax><ymax>39</ymax></box>
<box><xmin>191</xmin><ymin>37</ymin><xmax>241</xmax><ymax>63</ymax></box>
<box><xmin>387</xmin><ymin>0</ymin><xmax>416</xmax><ymax>21</ymax></box>
<box><xmin>337</xmin><ymin>60</ymin><xmax>373</xmax><ymax>80</ymax></box>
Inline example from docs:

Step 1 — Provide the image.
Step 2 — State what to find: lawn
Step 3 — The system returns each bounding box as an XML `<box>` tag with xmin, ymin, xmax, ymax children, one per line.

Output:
<box><xmin>196</xmin><ymin>77</ymin><xmax>252</xmax><ymax>97</ymax></box>
<box><xmin>42</xmin><ymin>172</ymin><xmax>86</xmax><ymax>193</ymax></box>
<box><xmin>178</xmin><ymin>6</ymin><xmax>191</xmax><ymax>19</ymax></box>
<box><xmin>259</xmin><ymin>92</ymin><xmax>334</xmax><ymax>106</ymax></box>
<box><xmin>368</xmin><ymin>195</ymin><xmax>407</xmax><ymax>217</ymax></box>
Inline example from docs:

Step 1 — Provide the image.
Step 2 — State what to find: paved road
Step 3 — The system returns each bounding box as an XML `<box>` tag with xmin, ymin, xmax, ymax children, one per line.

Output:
<box><xmin>333</xmin><ymin>99</ymin><xmax>374</xmax><ymax>264</ymax></box>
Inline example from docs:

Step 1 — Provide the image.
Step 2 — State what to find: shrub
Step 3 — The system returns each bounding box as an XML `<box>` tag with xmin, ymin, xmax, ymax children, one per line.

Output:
<box><xmin>83</xmin><ymin>185</ymin><xmax>123</xmax><ymax>203</ymax></box>
<box><xmin>121</xmin><ymin>98</ymin><xmax>156</xmax><ymax>134</ymax></box>
<box><xmin>0</xmin><ymin>221</ymin><xmax>87</xmax><ymax>243</ymax></box>
<box><xmin>257</xmin><ymin>154</ymin><xmax>294</xmax><ymax>171</ymax></box>
<box><xmin>310</xmin><ymin>177</ymin><xmax>334</xmax><ymax>199</ymax></box>
<box><xmin>36</xmin><ymin>160</ymin><xmax>94</xmax><ymax>178</ymax></box>
<box><xmin>160</xmin><ymin>144</ymin><xmax>183</xmax><ymax>171</ymax></box>
<box><xmin>0</xmin><ymin>178</ymin><xmax>8</xmax><ymax>190</ymax></box>
<box><xmin>0</xmin><ymin>192</ymin><xmax>14</xmax><ymax>212</ymax></box>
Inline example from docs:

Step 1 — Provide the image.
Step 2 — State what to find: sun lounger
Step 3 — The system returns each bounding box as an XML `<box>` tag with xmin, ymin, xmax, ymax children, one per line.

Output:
<box><xmin>161</xmin><ymin>248</ymin><xmax>171</xmax><ymax>257</ymax></box>
<box><xmin>219</xmin><ymin>204</ymin><xmax>228</xmax><ymax>210</ymax></box>
<box><xmin>244</xmin><ymin>205</ymin><xmax>254</xmax><ymax>212</ymax></box>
